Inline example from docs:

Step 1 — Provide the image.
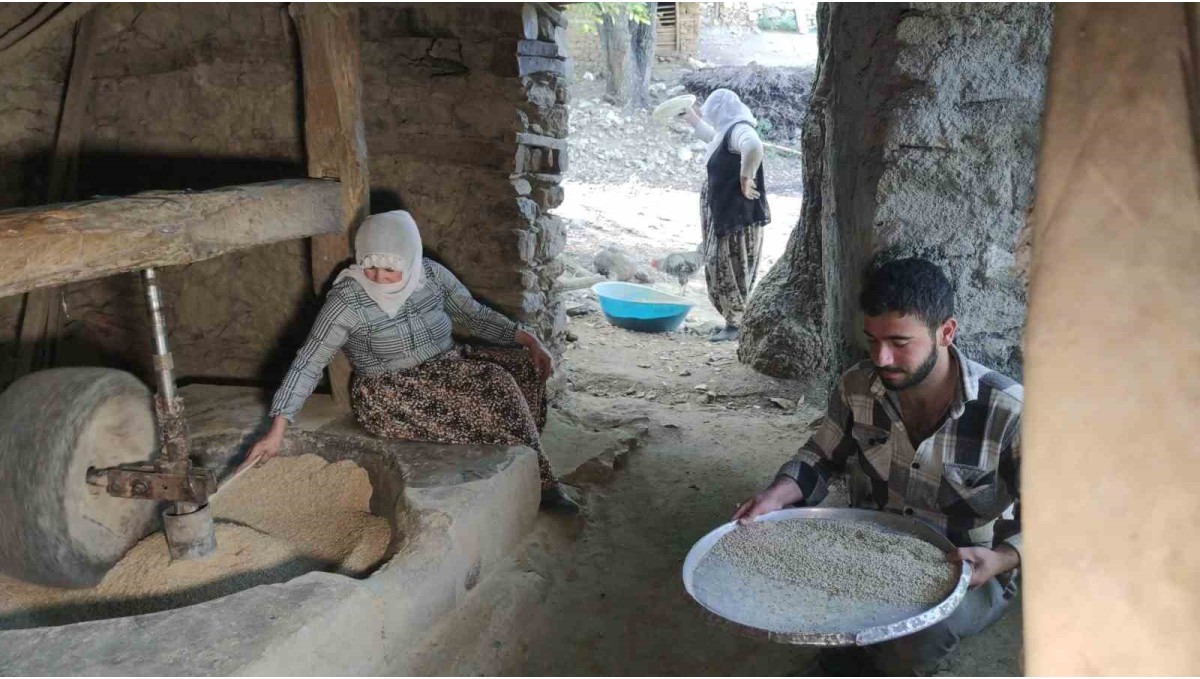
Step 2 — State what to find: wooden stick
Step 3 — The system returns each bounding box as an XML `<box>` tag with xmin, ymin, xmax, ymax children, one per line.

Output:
<box><xmin>557</xmin><ymin>275</ymin><xmax>608</xmax><ymax>292</ymax></box>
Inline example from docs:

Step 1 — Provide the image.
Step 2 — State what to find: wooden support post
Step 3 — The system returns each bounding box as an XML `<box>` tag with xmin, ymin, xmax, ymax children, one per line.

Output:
<box><xmin>290</xmin><ymin>2</ymin><xmax>369</xmax><ymax>412</ymax></box>
<box><xmin>14</xmin><ymin>8</ymin><xmax>99</xmax><ymax>380</ymax></box>
<box><xmin>1023</xmin><ymin>4</ymin><xmax>1200</xmax><ymax>674</ymax></box>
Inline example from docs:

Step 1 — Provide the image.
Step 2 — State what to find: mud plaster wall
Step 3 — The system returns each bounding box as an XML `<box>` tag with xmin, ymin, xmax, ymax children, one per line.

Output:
<box><xmin>0</xmin><ymin>3</ymin><xmax>564</xmax><ymax>387</ymax></box>
<box><xmin>0</xmin><ymin>3</ymin><xmax>314</xmax><ymax>385</ymax></box>
<box><xmin>739</xmin><ymin>3</ymin><xmax>1051</xmax><ymax>384</ymax></box>
<box><xmin>361</xmin><ymin>3</ymin><xmax>569</xmax><ymax>363</ymax></box>
<box><xmin>0</xmin><ymin>6</ymin><xmax>75</xmax><ymax>377</ymax></box>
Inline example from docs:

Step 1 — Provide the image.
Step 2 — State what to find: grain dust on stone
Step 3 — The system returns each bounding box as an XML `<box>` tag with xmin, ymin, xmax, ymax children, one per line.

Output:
<box><xmin>0</xmin><ymin>454</ymin><xmax>391</xmax><ymax>629</ymax></box>
<box><xmin>691</xmin><ymin>519</ymin><xmax>958</xmax><ymax>634</ymax></box>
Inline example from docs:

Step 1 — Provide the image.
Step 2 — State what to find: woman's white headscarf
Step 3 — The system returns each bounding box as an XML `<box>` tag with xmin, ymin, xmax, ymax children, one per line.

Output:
<box><xmin>334</xmin><ymin>210</ymin><xmax>426</xmax><ymax>316</ymax></box>
<box><xmin>700</xmin><ymin>88</ymin><xmax>757</xmax><ymax>164</ymax></box>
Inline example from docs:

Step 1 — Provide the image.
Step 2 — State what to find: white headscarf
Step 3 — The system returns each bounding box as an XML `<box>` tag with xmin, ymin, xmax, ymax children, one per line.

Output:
<box><xmin>700</xmin><ymin>88</ymin><xmax>757</xmax><ymax>164</ymax></box>
<box><xmin>334</xmin><ymin>210</ymin><xmax>426</xmax><ymax>316</ymax></box>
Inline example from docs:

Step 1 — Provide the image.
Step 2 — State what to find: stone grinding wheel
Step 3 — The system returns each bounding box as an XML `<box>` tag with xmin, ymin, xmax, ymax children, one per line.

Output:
<box><xmin>0</xmin><ymin>368</ymin><xmax>160</xmax><ymax>587</ymax></box>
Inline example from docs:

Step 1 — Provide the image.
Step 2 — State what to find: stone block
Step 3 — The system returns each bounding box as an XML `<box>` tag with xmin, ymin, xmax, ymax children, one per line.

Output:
<box><xmin>518</xmin><ymin>55</ymin><xmax>567</xmax><ymax>76</ymax></box>
<box><xmin>539</xmin><ymin>105</ymin><xmax>569</xmax><ymax>137</ymax></box>
<box><xmin>537</xmin><ymin>215</ymin><xmax>566</xmax><ymax>259</ymax></box>
<box><xmin>517</xmin><ymin>39</ymin><xmax>564</xmax><ymax>59</ymax></box>
<box><xmin>516</xmin><ymin>197</ymin><xmax>540</xmax><ymax>222</ymax></box>
<box><xmin>531</xmin><ymin>185</ymin><xmax>565</xmax><ymax>210</ymax></box>
<box><xmin>511</xmin><ymin>178</ymin><xmax>532</xmax><ymax>195</ymax></box>
<box><xmin>516</xmin><ymin>131</ymin><xmax>568</xmax><ymax>150</ymax></box>
<box><xmin>524</xmin><ymin>79</ymin><xmax>558</xmax><ymax>107</ymax></box>
<box><xmin>515</xmin><ymin>229</ymin><xmax>537</xmax><ymax>264</ymax></box>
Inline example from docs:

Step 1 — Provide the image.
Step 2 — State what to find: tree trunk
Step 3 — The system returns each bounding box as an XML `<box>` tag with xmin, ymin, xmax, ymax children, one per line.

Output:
<box><xmin>599</xmin><ymin>11</ymin><xmax>630</xmax><ymax>105</ymax></box>
<box><xmin>627</xmin><ymin>3</ymin><xmax>657</xmax><ymax>111</ymax></box>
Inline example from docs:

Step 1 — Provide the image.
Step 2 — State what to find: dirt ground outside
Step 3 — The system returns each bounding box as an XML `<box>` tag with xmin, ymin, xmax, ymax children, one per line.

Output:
<box><xmin>416</xmin><ymin>318</ymin><xmax>1024</xmax><ymax>675</ymax></box>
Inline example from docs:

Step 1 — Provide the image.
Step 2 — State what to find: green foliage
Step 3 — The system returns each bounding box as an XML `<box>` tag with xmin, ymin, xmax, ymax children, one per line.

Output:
<box><xmin>567</xmin><ymin>2</ymin><xmax>652</xmax><ymax>34</ymax></box>
<box><xmin>756</xmin><ymin>118</ymin><xmax>774</xmax><ymax>139</ymax></box>
<box><xmin>757</xmin><ymin>13</ymin><xmax>799</xmax><ymax>33</ymax></box>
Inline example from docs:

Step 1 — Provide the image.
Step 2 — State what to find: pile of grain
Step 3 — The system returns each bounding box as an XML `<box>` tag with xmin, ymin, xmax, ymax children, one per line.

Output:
<box><xmin>691</xmin><ymin>519</ymin><xmax>958</xmax><ymax>634</ymax></box>
<box><xmin>710</xmin><ymin>520</ymin><xmax>955</xmax><ymax>604</ymax></box>
<box><xmin>0</xmin><ymin>454</ymin><xmax>391</xmax><ymax>630</ymax></box>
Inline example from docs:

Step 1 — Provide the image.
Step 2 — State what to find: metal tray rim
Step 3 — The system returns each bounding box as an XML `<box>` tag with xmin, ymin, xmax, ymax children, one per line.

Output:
<box><xmin>681</xmin><ymin>507</ymin><xmax>972</xmax><ymax>646</ymax></box>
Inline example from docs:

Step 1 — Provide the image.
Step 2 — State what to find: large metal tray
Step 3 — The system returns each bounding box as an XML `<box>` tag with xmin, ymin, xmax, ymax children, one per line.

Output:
<box><xmin>681</xmin><ymin>507</ymin><xmax>972</xmax><ymax>646</ymax></box>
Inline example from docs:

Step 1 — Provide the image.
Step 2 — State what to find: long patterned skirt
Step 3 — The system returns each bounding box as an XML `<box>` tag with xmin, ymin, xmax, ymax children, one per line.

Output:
<box><xmin>350</xmin><ymin>345</ymin><xmax>557</xmax><ymax>489</ymax></box>
<box><xmin>700</xmin><ymin>185</ymin><xmax>766</xmax><ymax>326</ymax></box>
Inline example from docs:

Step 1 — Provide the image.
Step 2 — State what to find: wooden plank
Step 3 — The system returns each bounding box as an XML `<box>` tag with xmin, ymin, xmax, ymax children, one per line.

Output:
<box><xmin>1022</xmin><ymin>4</ymin><xmax>1200</xmax><ymax>676</ymax></box>
<box><xmin>15</xmin><ymin>9</ymin><xmax>100</xmax><ymax>377</ymax></box>
<box><xmin>0</xmin><ymin>179</ymin><xmax>343</xmax><ymax>299</ymax></box>
<box><xmin>290</xmin><ymin>3</ymin><xmax>370</xmax><ymax>412</ymax></box>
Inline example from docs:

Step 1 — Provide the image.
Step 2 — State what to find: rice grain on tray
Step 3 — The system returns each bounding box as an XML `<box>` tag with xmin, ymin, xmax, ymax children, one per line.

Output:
<box><xmin>705</xmin><ymin>519</ymin><xmax>957</xmax><ymax>606</ymax></box>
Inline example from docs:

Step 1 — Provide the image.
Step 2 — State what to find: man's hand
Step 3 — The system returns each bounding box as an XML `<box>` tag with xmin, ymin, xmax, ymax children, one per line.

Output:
<box><xmin>517</xmin><ymin>329</ymin><xmax>554</xmax><ymax>382</ymax></box>
<box><xmin>949</xmin><ymin>545</ymin><xmax>1021</xmax><ymax>588</ymax></box>
<box><xmin>740</xmin><ymin>176</ymin><xmax>761</xmax><ymax>200</ymax></box>
<box><xmin>732</xmin><ymin>477</ymin><xmax>805</xmax><ymax>524</ymax></box>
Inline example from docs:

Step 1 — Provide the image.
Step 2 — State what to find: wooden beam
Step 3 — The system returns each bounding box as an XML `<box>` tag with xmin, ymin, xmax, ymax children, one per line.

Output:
<box><xmin>0</xmin><ymin>179</ymin><xmax>343</xmax><ymax>299</ymax></box>
<box><xmin>290</xmin><ymin>3</ymin><xmax>369</xmax><ymax>412</ymax></box>
<box><xmin>0</xmin><ymin>3</ymin><xmax>95</xmax><ymax>67</ymax></box>
<box><xmin>15</xmin><ymin>9</ymin><xmax>99</xmax><ymax>378</ymax></box>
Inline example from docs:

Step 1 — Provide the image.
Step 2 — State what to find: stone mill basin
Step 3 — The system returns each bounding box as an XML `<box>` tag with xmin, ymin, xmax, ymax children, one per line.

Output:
<box><xmin>0</xmin><ymin>385</ymin><xmax>540</xmax><ymax>675</ymax></box>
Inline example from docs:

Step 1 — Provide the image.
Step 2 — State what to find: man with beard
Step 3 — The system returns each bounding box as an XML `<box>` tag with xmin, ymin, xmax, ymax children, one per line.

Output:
<box><xmin>732</xmin><ymin>258</ymin><xmax>1022</xmax><ymax>676</ymax></box>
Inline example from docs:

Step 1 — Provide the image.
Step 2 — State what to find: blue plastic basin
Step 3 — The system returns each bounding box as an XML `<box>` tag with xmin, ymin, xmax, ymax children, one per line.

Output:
<box><xmin>591</xmin><ymin>281</ymin><xmax>695</xmax><ymax>333</ymax></box>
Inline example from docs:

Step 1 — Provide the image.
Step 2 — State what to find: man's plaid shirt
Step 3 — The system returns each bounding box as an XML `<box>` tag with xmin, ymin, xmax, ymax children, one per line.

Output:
<box><xmin>778</xmin><ymin>345</ymin><xmax>1023</xmax><ymax>559</ymax></box>
<box><xmin>270</xmin><ymin>259</ymin><xmax>520</xmax><ymax>421</ymax></box>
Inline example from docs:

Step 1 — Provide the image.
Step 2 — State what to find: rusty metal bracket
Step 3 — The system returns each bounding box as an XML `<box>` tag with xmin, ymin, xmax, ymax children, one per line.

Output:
<box><xmin>87</xmin><ymin>463</ymin><xmax>217</xmax><ymax>504</ymax></box>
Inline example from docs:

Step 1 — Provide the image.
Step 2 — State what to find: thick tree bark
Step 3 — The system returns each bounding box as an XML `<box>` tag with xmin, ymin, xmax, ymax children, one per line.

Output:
<box><xmin>599</xmin><ymin>11</ymin><xmax>630</xmax><ymax>105</ymax></box>
<box><xmin>627</xmin><ymin>3</ymin><xmax>657</xmax><ymax>111</ymax></box>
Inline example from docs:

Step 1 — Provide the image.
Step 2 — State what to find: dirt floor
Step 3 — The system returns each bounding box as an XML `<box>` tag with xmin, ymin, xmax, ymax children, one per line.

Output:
<box><xmin>430</xmin><ymin>34</ymin><xmax>1023</xmax><ymax>675</ymax></box>
<box><xmin>420</xmin><ymin>319</ymin><xmax>1024</xmax><ymax>676</ymax></box>
<box><xmin>698</xmin><ymin>25</ymin><xmax>820</xmax><ymax>68</ymax></box>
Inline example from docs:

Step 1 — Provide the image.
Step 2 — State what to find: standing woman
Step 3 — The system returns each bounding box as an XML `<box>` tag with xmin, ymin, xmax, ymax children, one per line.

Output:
<box><xmin>241</xmin><ymin>210</ymin><xmax>580</xmax><ymax>513</ymax></box>
<box><xmin>683</xmin><ymin>88</ymin><xmax>771</xmax><ymax>342</ymax></box>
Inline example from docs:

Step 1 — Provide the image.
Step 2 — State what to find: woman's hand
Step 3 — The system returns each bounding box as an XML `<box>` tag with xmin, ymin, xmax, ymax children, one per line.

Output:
<box><xmin>237</xmin><ymin>416</ymin><xmax>288</xmax><ymax>474</ymax></box>
<box><xmin>516</xmin><ymin>329</ymin><xmax>554</xmax><ymax>382</ymax></box>
<box><xmin>740</xmin><ymin>176</ymin><xmax>761</xmax><ymax>200</ymax></box>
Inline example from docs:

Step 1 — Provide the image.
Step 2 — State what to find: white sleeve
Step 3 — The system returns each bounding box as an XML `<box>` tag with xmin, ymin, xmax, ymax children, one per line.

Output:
<box><xmin>728</xmin><ymin>125</ymin><xmax>765</xmax><ymax>179</ymax></box>
<box><xmin>692</xmin><ymin>120</ymin><xmax>716</xmax><ymax>143</ymax></box>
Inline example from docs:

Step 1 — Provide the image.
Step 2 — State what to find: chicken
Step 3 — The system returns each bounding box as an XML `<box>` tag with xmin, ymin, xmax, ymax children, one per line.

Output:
<box><xmin>651</xmin><ymin>249</ymin><xmax>703</xmax><ymax>292</ymax></box>
<box><xmin>593</xmin><ymin>246</ymin><xmax>641</xmax><ymax>282</ymax></box>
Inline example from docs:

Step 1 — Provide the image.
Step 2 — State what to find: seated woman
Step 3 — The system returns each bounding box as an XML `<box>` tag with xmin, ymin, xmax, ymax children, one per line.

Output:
<box><xmin>242</xmin><ymin>210</ymin><xmax>580</xmax><ymax>513</ymax></box>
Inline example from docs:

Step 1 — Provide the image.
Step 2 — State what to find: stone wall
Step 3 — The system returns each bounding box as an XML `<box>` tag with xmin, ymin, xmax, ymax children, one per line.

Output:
<box><xmin>0</xmin><ymin>3</ymin><xmax>568</xmax><ymax>389</ymax></box>
<box><xmin>739</xmin><ymin>3</ymin><xmax>1051</xmax><ymax>384</ymax></box>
